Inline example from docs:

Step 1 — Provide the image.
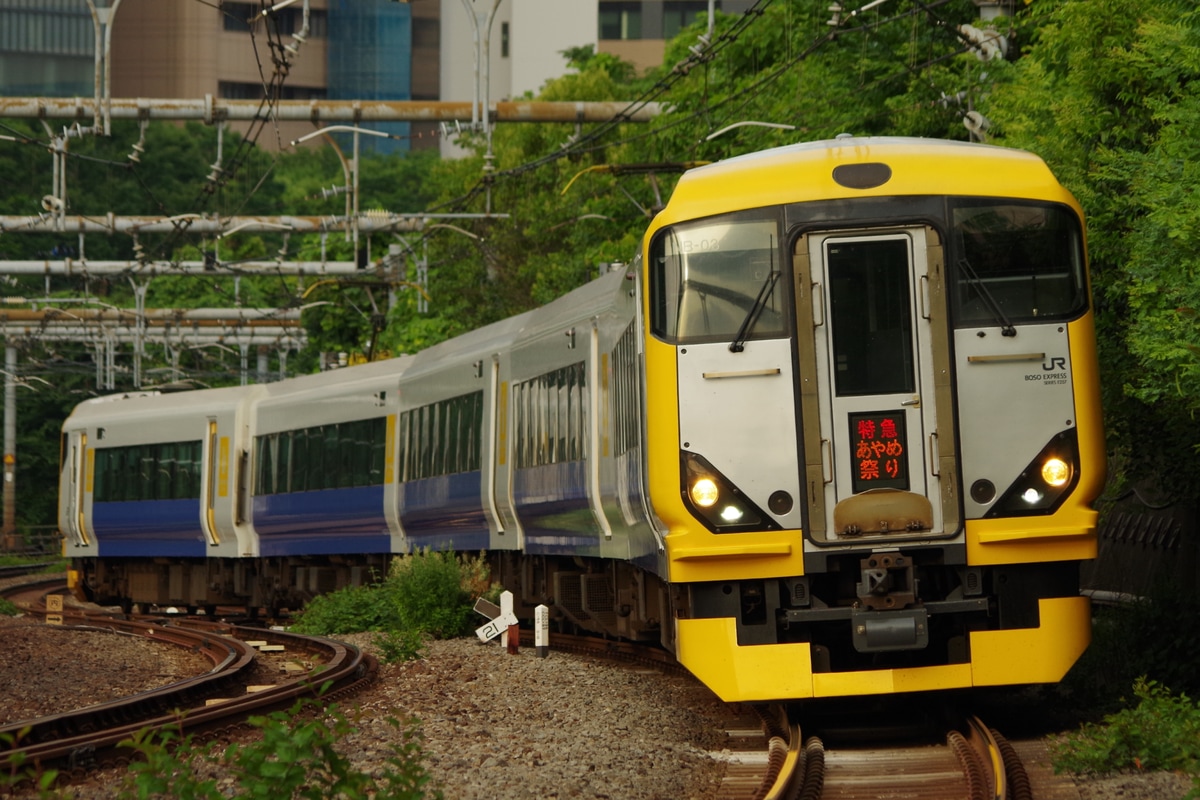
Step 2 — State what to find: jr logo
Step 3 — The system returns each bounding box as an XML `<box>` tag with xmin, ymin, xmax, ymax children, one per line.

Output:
<box><xmin>1042</xmin><ymin>357</ymin><xmax>1067</xmax><ymax>371</ymax></box>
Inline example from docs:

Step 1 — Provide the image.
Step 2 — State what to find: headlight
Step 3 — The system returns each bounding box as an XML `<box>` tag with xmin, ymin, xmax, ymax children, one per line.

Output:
<box><xmin>680</xmin><ymin>451</ymin><xmax>779</xmax><ymax>533</ymax></box>
<box><xmin>690</xmin><ymin>478</ymin><xmax>719</xmax><ymax>507</ymax></box>
<box><xmin>1041</xmin><ymin>457</ymin><xmax>1070</xmax><ymax>487</ymax></box>
<box><xmin>986</xmin><ymin>429</ymin><xmax>1080</xmax><ymax>518</ymax></box>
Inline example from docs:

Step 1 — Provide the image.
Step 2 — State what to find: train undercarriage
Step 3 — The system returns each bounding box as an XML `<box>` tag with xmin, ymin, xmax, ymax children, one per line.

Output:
<box><xmin>70</xmin><ymin>552</ymin><xmax>675</xmax><ymax>649</ymax></box>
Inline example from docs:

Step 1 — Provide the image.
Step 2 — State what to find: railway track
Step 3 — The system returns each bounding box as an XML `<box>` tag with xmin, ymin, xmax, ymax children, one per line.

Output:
<box><xmin>2</xmin><ymin>579</ymin><xmax>1060</xmax><ymax>798</ymax></box>
<box><xmin>0</xmin><ymin>580</ymin><xmax>377</xmax><ymax>787</ymax></box>
<box><xmin>744</xmin><ymin>704</ymin><xmax>1041</xmax><ymax>800</ymax></box>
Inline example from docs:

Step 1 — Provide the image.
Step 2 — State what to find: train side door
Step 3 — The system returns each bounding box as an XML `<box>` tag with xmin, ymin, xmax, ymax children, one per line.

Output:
<box><xmin>797</xmin><ymin>227</ymin><xmax>958</xmax><ymax>542</ymax></box>
<box><xmin>60</xmin><ymin>431</ymin><xmax>91</xmax><ymax>547</ymax></box>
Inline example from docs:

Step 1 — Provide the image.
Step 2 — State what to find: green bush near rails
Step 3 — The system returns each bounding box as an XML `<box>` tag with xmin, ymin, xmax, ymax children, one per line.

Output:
<box><xmin>0</xmin><ymin>597</ymin><xmax>19</xmax><ymax>616</ymax></box>
<box><xmin>290</xmin><ymin>550</ymin><xmax>500</xmax><ymax>651</ymax></box>
<box><xmin>1051</xmin><ymin>678</ymin><xmax>1200</xmax><ymax>797</ymax></box>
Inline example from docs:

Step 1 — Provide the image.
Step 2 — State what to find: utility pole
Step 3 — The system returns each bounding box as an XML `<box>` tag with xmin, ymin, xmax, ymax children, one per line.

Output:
<box><xmin>3</xmin><ymin>345</ymin><xmax>18</xmax><ymax>552</ymax></box>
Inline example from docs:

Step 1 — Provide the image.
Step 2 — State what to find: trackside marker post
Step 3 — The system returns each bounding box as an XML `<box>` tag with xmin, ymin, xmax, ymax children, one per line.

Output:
<box><xmin>474</xmin><ymin>590</ymin><xmax>519</xmax><ymax>646</ymax></box>
<box><xmin>501</xmin><ymin>591</ymin><xmax>519</xmax><ymax>654</ymax></box>
<box><xmin>535</xmin><ymin>604</ymin><xmax>549</xmax><ymax>657</ymax></box>
<box><xmin>45</xmin><ymin>594</ymin><xmax>63</xmax><ymax>626</ymax></box>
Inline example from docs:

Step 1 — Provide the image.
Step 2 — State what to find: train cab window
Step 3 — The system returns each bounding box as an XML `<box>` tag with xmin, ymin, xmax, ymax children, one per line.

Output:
<box><xmin>650</xmin><ymin>212</ymin><xmax>786</xmax><ymax>344</ymax></box>
<box><xmin>950</xmin><ymin>201</ymin><xmax>1087</xmax><ymax>325</ymax></box>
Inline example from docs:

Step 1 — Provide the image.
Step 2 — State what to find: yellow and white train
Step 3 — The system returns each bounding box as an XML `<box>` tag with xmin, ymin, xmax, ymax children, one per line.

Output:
<box><xmin>61</xmin><ymin>136</ymin><xmax>1104</xmax><ymax>701</ymax></box>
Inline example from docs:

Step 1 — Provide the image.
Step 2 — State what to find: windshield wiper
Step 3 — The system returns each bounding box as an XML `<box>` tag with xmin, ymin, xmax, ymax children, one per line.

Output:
<box><xmin>957</xmin><ymin>257</ymin><xmax>1016</xmax><ymax>337</ymax></box>
<box><xmin>730</xmin><ymin>268</ymin><xmax>781</xmax><ymax>353</ymax></box>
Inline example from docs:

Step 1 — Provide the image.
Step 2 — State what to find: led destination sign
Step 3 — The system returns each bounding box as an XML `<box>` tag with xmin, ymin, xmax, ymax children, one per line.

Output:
<box><xmin>850</xmin><ymin>411</ymin><xmax>909</xmax><ymax>494</ymax></box>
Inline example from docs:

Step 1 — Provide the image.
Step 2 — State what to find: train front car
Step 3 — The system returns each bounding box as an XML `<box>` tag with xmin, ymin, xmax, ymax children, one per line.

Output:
<box><xmin>644</xmin><ymin>137</ymin><xmax>1104</xmax><ymax>702</ymax></box>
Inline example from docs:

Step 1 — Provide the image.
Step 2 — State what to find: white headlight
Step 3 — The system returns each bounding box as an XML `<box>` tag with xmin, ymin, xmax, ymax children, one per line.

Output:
<box><xmin>691</xmin><ymin>478</ymin><xmax>719</xmax><ymax>508</ymax></box>
<box><xmin>719</xmin><ymin>505</ymin><xmax>744</xmax><ymax>522</ymax></box>
<box><xmin>1022</xmin><ymin>488</ymin><xmax>1043</xmax><ymax>504</ymax></box>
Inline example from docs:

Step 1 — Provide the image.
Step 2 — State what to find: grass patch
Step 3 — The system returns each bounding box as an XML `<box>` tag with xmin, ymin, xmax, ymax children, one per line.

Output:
<box><xmin>1052</xmin><ymin>678</ymin><xmax>1200</xmax><ymax>795</ymax></box>
<box><xmin>110</xmin><ymin>696</ymin><xmax>442</xmax><ymax>800</ymax></box>
<box><xmin>0</xmin><ymin>597</ymin><xmax>19</xmax><ymax>616</ymax></box>
<box><xmin>1045</xmin><ymin>577</ymin><xmax>1200</xmax><ymax>792</ymax></box>
<box><xmin>8</xmin><ymin>697</ymin><xmax>440</xmax><ymax>799</ymax></box>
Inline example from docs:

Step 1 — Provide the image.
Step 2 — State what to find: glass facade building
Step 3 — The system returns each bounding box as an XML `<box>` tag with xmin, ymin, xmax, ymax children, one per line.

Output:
<box><xmin>0</xmin><ymin>0</ymin><xmax>94</xmax><ymax>96</ymax></box>
<box><xmin>327</xmin><ymin>0</ymin><xmax>413</xmax><ymax>155</ymax></box>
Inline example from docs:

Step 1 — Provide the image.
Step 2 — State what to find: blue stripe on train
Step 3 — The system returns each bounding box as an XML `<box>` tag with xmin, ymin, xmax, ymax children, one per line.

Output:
<box><xmin>400</xmin><ymin>471</ymin><xmax>489</xmax><ymax>551</ymax></box>
<box><xmin>93</xmin><ymin>499</ymin><xmax>206</xmax><ymax>557</ymax></box>
<box><xmin>513</xmin><ymin>461</ymin><xmax>601</xmax><ymax>556</ymax></box>
<box><xmin>253</xmin><ymin>485</ymin><xmax>390</xmax><ymax>556</ymax></box>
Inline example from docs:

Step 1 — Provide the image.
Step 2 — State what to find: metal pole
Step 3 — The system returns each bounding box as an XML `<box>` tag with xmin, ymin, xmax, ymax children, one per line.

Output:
<box><xmin>352</xmin><ymin>127</ymin><xmax>360</xmax><ymax>259</ymax></box>
<box><xmin>3</xmin><ymin>345</ymin><xmax>18</xmax><ymax>551</ymax></box>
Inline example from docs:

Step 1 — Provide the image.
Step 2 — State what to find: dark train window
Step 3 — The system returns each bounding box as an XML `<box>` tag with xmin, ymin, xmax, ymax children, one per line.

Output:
<box><xmin>950</xmin><ymin>201</ymin><xmax>1087</xmax><ymax>325</ymax></box>
<box><xmin>611</xmin><ymin>322</ymin><xmax>641</xmax><ymax>458</ymax></box>
<box><xmin>254</xmin><ymin>417</ymin><xmax>387</xmax><ymax>495</ymax></box>
<box><xmin>649</xmin><ymin>211</ymin><xmax>786</xmax><ymax>344</ymax></box>
<box><xmin>514</xmin><ymin>362</ymin><xmax>587</xmax><ymax>469</ymax></box>
<box><xmin>93</xmin><ymin>440</ymin><xmax>202</xmax><ymax>502</ymax></box>
<box><xmin>398</xmin><ymin>391</ymin><xmax>484</xmax><ymax>482</ymax></box>
<box><xmin>826</xmin><ymin>238</ymin><xmax>916</xmax><ymax>397</ymax></box>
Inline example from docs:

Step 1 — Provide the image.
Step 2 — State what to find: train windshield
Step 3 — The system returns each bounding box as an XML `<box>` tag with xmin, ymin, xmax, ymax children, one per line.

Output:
<box><xmin>950</xmin><ymin>200</ymin><xmax>1087</xmax><ymax>325</ymax></box>
<box><xmin>649</xmin><ymin>211</ymin><xmax>785</xmax><ymax>343</ymax></box>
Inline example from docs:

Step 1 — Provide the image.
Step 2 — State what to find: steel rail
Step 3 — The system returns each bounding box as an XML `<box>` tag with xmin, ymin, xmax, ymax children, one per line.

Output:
<box><xmin>0</xmin><ymin>613</ymin><xmax>376</xmax><ymax>783</ymax></box>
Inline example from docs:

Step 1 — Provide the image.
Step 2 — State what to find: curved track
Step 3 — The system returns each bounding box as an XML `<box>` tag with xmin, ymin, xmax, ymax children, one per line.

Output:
<box><xmin>0</xmin><ymin>581</ymin><xmax>377</xmax><ymax>785</ymax></box>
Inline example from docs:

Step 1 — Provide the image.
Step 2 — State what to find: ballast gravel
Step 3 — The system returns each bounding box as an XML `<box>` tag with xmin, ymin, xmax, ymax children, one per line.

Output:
<box><xmin>0</xmin><ymin>611</ymin><xmax>1195</xmax><ymax>800</ymax></box>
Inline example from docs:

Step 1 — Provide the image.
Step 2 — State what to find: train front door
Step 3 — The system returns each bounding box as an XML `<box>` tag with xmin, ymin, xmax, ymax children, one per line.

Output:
<box><xmin>795</xmin><ymin>227</ymin><xmax>958</xmax><ymax>543</ymax></box>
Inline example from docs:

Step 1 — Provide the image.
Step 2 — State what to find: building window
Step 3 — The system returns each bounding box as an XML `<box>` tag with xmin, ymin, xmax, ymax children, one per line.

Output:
<box><xmin>663</xmin><ymin>1</ymin><xmax>712</xmax><ymax>39</ymax></box>
<box><xmin>413</xmin><ymin>17</ymin><xmax>440</xmax><ymax>48</ymax></box>
<box><xmin>218</xmin><ymin>81</ymin><xmax>327</xmax><ymax>100</ymax></box>
<box><xmin>501</xmin><ymin>21</ymin><xmax>509</xmax><ymax>58</ymax></box>
<box><xmin>599</xmin><ymin>2</ymin><xmax>641</xmax><ymax>40</ymax></box>
<box><xmin>221</xmin><ymin>2</ymin><xmax>326</xmax><ymax>37</ymax></box>
<box><xmin>222</xmin><ymin>2</ymin><xmax>256</xmax><ymax>32</ymax></box>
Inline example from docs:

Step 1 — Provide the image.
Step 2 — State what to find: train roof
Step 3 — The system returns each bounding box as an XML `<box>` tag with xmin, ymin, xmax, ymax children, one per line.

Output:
<box><xmin>401</xmin><ymin>309</ymin><xmax>534</xmax><ymax>381</ymax></box>
<box><xmin>62</xmin><ymin>384</ymin><xmax>251</xmax><ymax>428</ymax></box>
<box><xmin>654</xmin><ymin>136</ymin><xmax>1080</xmax><ymax>228</ymax></box>
<box><xmin>514</xmin><ymin>267</ymin><xmax>631</xmax><ymax>343</ymax></box>
<box><xmin>255</xmin><ymin>352</ymin><xmax>414</xmax><ymax>397</ymax></box>
<box><xmin>401</xmin><ymin>266</ymin><xmax>630</xmax><ymax>379</ymax></box>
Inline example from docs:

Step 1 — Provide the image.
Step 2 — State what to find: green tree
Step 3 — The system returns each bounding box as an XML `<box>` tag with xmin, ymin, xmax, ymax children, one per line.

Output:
<box><xmin>982</xmin><ymin>0</ymin><xmax>1200</xmax><ymax>498</ymax></box>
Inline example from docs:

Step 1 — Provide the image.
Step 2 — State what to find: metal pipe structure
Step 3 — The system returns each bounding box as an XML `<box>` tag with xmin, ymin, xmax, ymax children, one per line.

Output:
<box><xmin>0</xmin><ymin>260</ymin><xmax>359</xmax><ymax>276</ymax></box>
<box><xmin>0</xmin><ymin>212</ymin><xmax>502</xmax><ymax>236</ymax></box>
<box><xmin>2</xmin><ymin>345</ymin><xmax>15</xmax><ymax>551</ymax></box>
<box><xmin>0</xmin><ymin>308</ymin><xmax>303</xmax><ymax>322</ymax></box>
<box><xmin>0</xmin><ymin>326</ymin><xmax>305</xmax><ymax>345</ymax></box>
<box><xmin>0</xmin><ymin>97</ymin><xmax>661</xmax><ymax>124</ymax></box>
